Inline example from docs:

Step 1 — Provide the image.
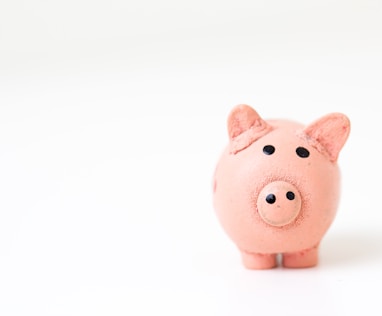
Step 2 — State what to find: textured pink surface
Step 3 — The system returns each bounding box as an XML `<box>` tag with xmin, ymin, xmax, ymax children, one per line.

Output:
<box><xmin>213</xmin><ymin>105</ymin><xmax>350</xmax><ymax>269</ymax></box>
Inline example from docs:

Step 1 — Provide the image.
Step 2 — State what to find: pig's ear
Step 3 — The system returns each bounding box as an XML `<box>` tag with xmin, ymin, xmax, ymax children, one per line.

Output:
<box><xmin>303</xmin><ymin>113</ymin><xmax>350</xmax><ymax>162</ymax></box>
<box><xmin>227</xmin><ymin>104</ymin><xmax>272</xmax><ymax>154</ymax></box>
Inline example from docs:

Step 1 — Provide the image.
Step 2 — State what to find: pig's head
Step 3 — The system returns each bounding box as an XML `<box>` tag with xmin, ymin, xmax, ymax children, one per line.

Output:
<box><xmin>214</xmin><ymin>105</ymin><xmax>350</xmax><ymax>252</ymax></box>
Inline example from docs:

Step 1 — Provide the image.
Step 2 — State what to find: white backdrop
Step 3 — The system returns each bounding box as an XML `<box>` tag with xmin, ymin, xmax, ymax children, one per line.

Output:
<box><xmin>0</xmin><ymin>1</ymin><xmax>381</xmax><ymax>315</ymax></box>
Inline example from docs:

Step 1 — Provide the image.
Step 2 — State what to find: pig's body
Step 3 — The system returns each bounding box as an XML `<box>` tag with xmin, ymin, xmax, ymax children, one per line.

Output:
<box><xmin>213</xmin><ymin>105</ymin><xmax>350</xmax><ymax>269</ymax></box>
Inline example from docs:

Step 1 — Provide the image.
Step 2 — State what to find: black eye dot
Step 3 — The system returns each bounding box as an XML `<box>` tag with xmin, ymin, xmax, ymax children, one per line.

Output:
<box><xmin>263</xmin><ymin>145</ymin><xmax>275</xmax><ymax>155</ymax></box>
<box><xmin>266</xmin><ymin>194</ymin><xmax>276</xmax><ymax>204</ymax></box>
<box><xmin>296</xmin><ymin>147</ymin><xmax>310</xmax><ymax>158</ymax></box>
<box><xmin>286</xmin><ymin>191</ymin><xmax>295</xmax><ymax>200</ymax></box>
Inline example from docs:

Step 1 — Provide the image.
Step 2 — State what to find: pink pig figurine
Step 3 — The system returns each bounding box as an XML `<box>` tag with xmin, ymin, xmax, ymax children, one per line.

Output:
<box><xmin>213</xmin><ymin>105</ymin><xmax>350</xmax><ymax>269</ymax></box>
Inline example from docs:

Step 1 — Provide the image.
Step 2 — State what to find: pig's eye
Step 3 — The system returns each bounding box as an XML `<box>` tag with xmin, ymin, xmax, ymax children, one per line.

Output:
<box><xmin>263</xmin><ymin>145</ymin><xmax>275</xmax><ymax>155</ymax></box>
<box><xmin>296</xmin><ymin>147</ymin><xmax>310</xmax><ymax>158</ymax></box>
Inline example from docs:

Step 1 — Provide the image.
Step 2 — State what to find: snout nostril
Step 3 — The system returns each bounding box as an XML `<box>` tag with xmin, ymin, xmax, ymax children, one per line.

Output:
<box><xmin>265</xmin><ymin>194</ymin><xmax>276</xmax><ymax>204</ymax></box>
<box><xmin>286</xmin><ymin>191</ymin><xmax>295</xmax><ymax>200</ymax></box>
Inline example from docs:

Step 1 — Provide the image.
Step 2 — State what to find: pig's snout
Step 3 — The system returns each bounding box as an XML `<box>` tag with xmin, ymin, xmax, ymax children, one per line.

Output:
<box><xmin>257</xmin><ymin>181</ymin><xmax>301</xmax><ymax>227</ymax></box>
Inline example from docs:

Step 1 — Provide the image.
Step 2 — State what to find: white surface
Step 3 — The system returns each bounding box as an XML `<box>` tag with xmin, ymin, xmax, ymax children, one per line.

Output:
<box><xmin>0</xmin><ymin>1</ymin><xmax>381</xmax><ymax>315</ymax></box>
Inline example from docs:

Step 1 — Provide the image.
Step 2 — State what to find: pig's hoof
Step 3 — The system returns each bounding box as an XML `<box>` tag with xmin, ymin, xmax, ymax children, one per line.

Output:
<box><xmin>241</xmin><ymin>251</ymin><xmax>277</xmax><ymax>269</ymax></box>
<box><xmin>282</xmin><ymin>246</ymin><xmax>319</xmax><ymax>268</ymax></box>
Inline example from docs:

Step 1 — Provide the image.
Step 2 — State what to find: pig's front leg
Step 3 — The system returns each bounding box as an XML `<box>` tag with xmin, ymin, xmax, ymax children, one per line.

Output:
<box><xmin>240</xmin><ymin>250</ymin><xmax>277</xmax><ymax>269</ymax></box>
<box><xmin>282</xmin><ymin>245</ymin><xmax>319</xmax><ymax>268</ymax></box>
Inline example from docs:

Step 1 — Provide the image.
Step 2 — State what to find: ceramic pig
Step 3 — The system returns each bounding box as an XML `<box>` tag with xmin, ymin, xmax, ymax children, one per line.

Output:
<box><xmin>213</xmin><ymin>105</ymin><xmax>350</xmax><ymax>269</ymax></box>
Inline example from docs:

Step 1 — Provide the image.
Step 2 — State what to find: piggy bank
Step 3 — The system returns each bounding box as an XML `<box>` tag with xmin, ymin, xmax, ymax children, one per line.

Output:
<box><xmin>213</xmin><ymin>105</ymin><xmax>350</xmax><ymax>269</ymax></box>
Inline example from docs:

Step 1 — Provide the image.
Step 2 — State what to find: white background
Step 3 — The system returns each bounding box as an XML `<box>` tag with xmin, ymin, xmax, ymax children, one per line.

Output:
<box><xmin>0</xmin><ymin>0</ymin><xmax>381</xmax><ymax>315</ymax></box>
